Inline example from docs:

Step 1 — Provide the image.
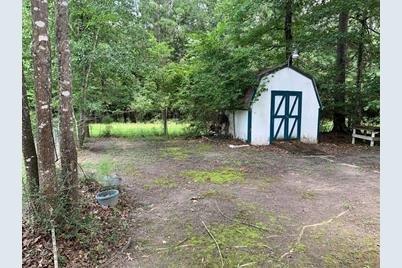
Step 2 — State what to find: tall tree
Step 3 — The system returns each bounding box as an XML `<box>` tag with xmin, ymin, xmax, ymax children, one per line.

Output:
<box><xmin>284</xmin><ymin>0</ymin><xmax>293</xmax><ymax>63</ymax></box>
<box><xmin>354</xmin><ymin>9</ymin><xmax>368</xmax><ymax>126</ymax></box>
<box><xmin>30</xmin><ymin>0</ymin><xmax>57</xmax><ymax>203</ymax></box>
<box><xmin>56</xmin><ymin>0</ymin><xmax>78</xmax><ymax>202</ymax></box>
<box><xmin>333</xmin><ymin>8</ymin><xmax>349</xmax><ymax>132</ymax></box>
<box><xmin>22</xmin><ymin>69</ymin><xmax>39</xmax><ymax>196</ymax></box>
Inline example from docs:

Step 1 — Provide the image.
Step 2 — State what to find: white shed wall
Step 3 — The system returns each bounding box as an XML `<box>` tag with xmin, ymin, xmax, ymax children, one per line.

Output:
<box><xmin>250</xmin><ymin>90</ymin><xmax>270</xmax><ymax>145</ymax></box>
<box><xmin>227</xmin><ymin>110</ymin><xmax>248</xmax><ymax>141</ymax></box>
<box><xmin>251</xmin><ymin>67</ymin><xmax>320</xmax><ymax>145</ymax></box>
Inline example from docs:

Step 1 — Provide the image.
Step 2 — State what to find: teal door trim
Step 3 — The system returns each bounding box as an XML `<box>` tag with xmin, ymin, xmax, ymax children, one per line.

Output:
<box><xmin>247</xmin><ymin>109</ymin><xmax>252</xmax><ymax>143</ymax></box>
<box><xmin>317</xmin><ymin>108</ymin><xmax>321</xmax><ymax>142</ymax></box>
<box><xmin>270</xmin><ymin>91</ymin><xmax>302</xmax><ymax>143</ymax></box>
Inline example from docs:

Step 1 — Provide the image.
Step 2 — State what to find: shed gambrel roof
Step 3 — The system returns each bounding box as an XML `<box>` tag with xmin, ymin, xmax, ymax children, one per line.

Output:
<box><xmin>240</xmin><ymin>63</ymin><xmax>322</xmax><ymax>109</ymax></box>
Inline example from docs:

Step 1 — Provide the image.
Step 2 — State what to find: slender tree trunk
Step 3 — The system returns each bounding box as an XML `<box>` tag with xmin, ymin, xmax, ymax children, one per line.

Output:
<box><xmin>56</xmin><ymin>0</ymin><xmax>78</xmax><ymax>203</ymax></box>
<box><xmin>162</xmin><ymin>108</ymin><xmax>168</xmax><ymax>136</ymax></box>
<box><xmin>22</xmin><ymin>69</ymin><xmax>39</xmax><ymax>195</ymax></box>
<box><xmin>284</xmin><ymin>0</ymin><xmax>293</xmax><ymax>64</ymax></box>
<box><xmin>354</xmin><ymin>10</ymin><xmax>367</xmax><ymax>127</ymax></box>
<box><xmin>30</xmin><ymin>0</ymin><xmax>57</xmax><ymax>204</ymax></box>
<box><xmin>332</xmin><ymin>10</ymin><xmax>349</xmax><ymax>133</ymax></box>
<box><xmin>78</xmin><ymin>30</ymin><xmax>99</xmax><ymax>147</ymax></box>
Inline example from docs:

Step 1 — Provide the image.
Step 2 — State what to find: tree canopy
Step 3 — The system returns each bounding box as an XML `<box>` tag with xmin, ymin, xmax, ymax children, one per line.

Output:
<box><xmin>23</xmin><ymin>0</ymin><xmax>380</xmax><ymax>132</ymax></box>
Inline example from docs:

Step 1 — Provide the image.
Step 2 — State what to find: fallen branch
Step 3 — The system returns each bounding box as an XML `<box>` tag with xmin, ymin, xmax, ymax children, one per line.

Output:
<box><xmin>50</xmin><ymin>208</ymin><xmax>58</xmax><ymax>268</ymax></box>
<box><xmin>175</xmin><ymin>237</ymin><xmax>189</xmax><ymax>247</ymax></box>
<box><xmin>339</xmin><ymin>163</ymin><xmax>359</xmax><ymax>168</ymax></box>
<box><xmin>229</xmin><ymin>144</ymin><xmax>249</xmax><ymax>149</ymax></box>
<box><xmin>77</xmin><ymin>163</ymin><xmax>90</xmax><ymax>181</ymax></box>
<box><xmin>279</xmin><ymin>210</ymin><xmax>348</xmax><ymax>260</ymax></box>
<box><xmin>51</xmin><ymin>225</ymin><xmax>58</xmax><ymax>268</ymax></box>
<box><xmin>239</xmin><ymin>262</ymin><xmax>256</xmax><ymax>267</ymax></box>
<box><xmin>214</xmin><ymin>201</ymin><xmax>270</xmax><ymax>232</ymax></box>
<box><xmin>100</xmin><ymin>236</ymin><xmax>132</xmax><ymax>268</ymax></box>
<box><xmin>201</xmin><ymin>220</ymin><xmax>224</xmax><ymax>268</ymax></box>
<box><xmin>154</xmin><ymin>244</ymin><xmax>192</xmax><ymax>251</ymax></box>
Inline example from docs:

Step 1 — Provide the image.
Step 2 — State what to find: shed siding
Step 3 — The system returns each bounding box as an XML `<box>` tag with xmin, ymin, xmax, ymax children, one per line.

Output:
<box><xmin>251</xmin><ymin>67</ymin><xmax>320</xmax><ymax>145</ymax></box>
<box><xmin>228</xmin><ymin>110</ymin><xmax>248</xmax><ymax>141</ymax></box>
<box><xmin>251</xmin><ymin>89</ymin><xmax>271</xmax><ymax>145</ymax></box>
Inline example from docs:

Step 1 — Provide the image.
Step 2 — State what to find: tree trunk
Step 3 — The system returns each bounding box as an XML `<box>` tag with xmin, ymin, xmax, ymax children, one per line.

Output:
<box><xmin>78</xmin><ymin>30</ymin><xmax>99</xmax><ymax>147</ymax></box>
<box><xmin>22</xmin><ymin>69</ymin><xmax>39</xmax><ymax>195</ymax></box>
<box><xmin>284</xmin><ymin>0</ymin><xmax>293</xmax><ymax>64</ymax></box>
<box><xmin>56</xmin><ymin>0</ymin><xmax>78</xmax><ymax>203</ymax></box>
<box><xmin>30</xmin><ymin>0</ymin><xmax>57</xmax><ymax>203</ymax></box>
<box><xmin>332</xmin><ymin>10</ymin><xmax>349</xmax><ymax>133</ymax></box>
<box><xmin>354</xmin><ymin>10</ymin><xmax>368</xmax><ymax>127</ymax></box>
<box><xmin>162</xmin><ymin>108</ymin><xmax>168</xmax><ymax>136</ymax></box>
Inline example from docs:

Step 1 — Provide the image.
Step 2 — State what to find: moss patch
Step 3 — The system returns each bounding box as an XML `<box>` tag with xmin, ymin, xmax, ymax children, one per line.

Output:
<box><xmin>183</xmin><ymin>168</ymin><xmax>244</xmax><ymax>184</ymax></box>
<box><xmin>235</xmin><ymin>202</ymin><xmax>286</xmax><ymax>235</ymax></box>
<box><xmin>144</xmin><ymin>177</ymin><xmax>177</xmax><ymax>189</ymax></box>
<box><xmin>162</xmin><ymin>143</ymin><xmax>212</xmax><ymax>161</ymax></box>
<box><xmin>320</xmin><ymin>234</ymin><xmax>379</xmax><ymax>267</ymax></box>
<box><xmin>163</xmin><ymin>147</ymin><xmax>189</xmax><ymax>160</ymax></box>
<box><xmin>177</xmin><ymin>223</ymin><xmax>277</xmax><ymax>267</ymax></box>
<box><xmin>199</xmin><ymin>189</ymin><xmax>236</xmax><ymax>201</ymax></box>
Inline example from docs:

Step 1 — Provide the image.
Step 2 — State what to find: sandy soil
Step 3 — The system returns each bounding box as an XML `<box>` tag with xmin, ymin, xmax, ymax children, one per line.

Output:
<box><xmin>79</xmin><ymin>137</ymin><xmax>379</xmax><ymax>267</ymax></box>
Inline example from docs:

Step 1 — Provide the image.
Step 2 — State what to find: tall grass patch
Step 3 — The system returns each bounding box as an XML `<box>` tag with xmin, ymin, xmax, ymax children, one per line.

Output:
<box><xmin>89</xmin><ymin>121</ymin><xmax>190</xmax><ymax>138</ymax></box>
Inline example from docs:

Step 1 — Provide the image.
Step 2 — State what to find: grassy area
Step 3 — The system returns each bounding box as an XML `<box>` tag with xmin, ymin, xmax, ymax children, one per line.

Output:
<box><xmin>180</xmin><ymin>223</ymin><xmax>273</xmax><ymax>267</ymax></box>
<box><xmin>89</xmin><ymin>121</ymin><xmax>190</xmax><ymax>138</ymax></box>
<box><xmin>182</xmin><ymin>168</ymin><xmax>245</xmax><ymax>184</ymax></box>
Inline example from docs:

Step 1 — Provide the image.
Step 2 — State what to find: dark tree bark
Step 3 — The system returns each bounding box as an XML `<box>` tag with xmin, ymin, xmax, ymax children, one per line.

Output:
<box><xmin>354</xmin><ymin>10</ymin><xmax>368</xmax><ymax>127</ymax></box>
<box><xmin>30</xmin><ymin>0</ymin><xmax>57</xmax><ymax>203</ymax></box>
<box><xmin>162</xmin><ymin>108</ymin><xmax>168</xmax><ymax>136</ymax></box>
<box><xmin>129</xmin><ymin>111</ymin><xmax>137</xmax><ymax>123</ymax></box>
<box><xmin>332</xmin><ymin>9</ymin><xmax>349</xmax><ymax>132</ymax></box>
<box><xmin>22</xmin><ymin>69</ymin><xmax>39</xmax><ymax>195</ymax></box>
<box><xmin>284</xmin><ymin>0</ymin><xmax>293</xmax><ymax>64</ymax></box>
<box><xmin>56</xmin><ymin>0</ymin><xmax>78</xmax><ymax>203</ymax></box>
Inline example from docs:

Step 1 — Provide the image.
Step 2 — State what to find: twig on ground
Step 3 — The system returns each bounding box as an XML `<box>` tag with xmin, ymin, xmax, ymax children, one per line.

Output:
<box><xmin>77</xmin><ymin>163</ymin><xmax>90</xmax><ymax>181</ymax></box>
<box><xmin>50</xmin><ymin>208</ymin><xmax>59</xmax><ymax>268</ymax></box>
<box><xmin>100</xmin><ymin>236</ymin><xmax>132</xmax><ymax>267</ymax></box>
<box><xmin>302</xmin><ymin>155</ymin><xmax>335</xmax><ymax>162</ymax></box>
<box><xmin>176</xmin><ymin>237</ymin><xmax>189</xmax><ymax>247</ymax></box>
<box><xmin>339</xmin><ymin>163</ymin><xmax>359</xmax><ymax>168</ymax></box>
<box><xmin>214</xmin><ymin>201</ymin><xmax>270</xmax><ymax>232</ymax></box>
<box><xmin>279</xmin><ymin>210</ymin><xmax>348</xmax><ymax>260</ymax></box>
<box><xmin>239</xmin><ymin>262</ymin><xmax>256</xmax><ymax>267</ymax></box>
<box><xmin>154</xmin><ymin>244</ymin><xmax>192</xmax><ymax>251</ymax></box>
<box><xmin>229</xmin><ymin>144</ymin><xmax>249</xmax><ymax>148</ymax></box>
<box><xmin>51</xmin><ymin>225</ymin><xmax>58</xmax><ymax>268</ymax></box>
<box><xmin>201</xmin><ymin>220</ymin><xmax>224</xmax><ymax>268</ymax></box>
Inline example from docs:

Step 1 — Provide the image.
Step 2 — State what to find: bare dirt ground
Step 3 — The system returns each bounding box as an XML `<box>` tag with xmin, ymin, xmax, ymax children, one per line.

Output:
<box><xmin>79</xmin><ymin>136</ymin><xmax>379</xmax><ymax>267</ymax></box>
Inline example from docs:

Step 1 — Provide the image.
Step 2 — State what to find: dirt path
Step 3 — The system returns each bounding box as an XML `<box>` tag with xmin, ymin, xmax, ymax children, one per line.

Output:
<box><xmin>79</xmin><ymin>138</ymin><xmax>379</xmax><ymax>267</ymax></box>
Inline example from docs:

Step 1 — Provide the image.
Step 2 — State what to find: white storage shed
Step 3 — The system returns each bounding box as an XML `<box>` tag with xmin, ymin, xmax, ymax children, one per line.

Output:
<box><xmin>228</xmin><ymin>64</ymin><xmax>322</xmax><ymax>145</ymax></box>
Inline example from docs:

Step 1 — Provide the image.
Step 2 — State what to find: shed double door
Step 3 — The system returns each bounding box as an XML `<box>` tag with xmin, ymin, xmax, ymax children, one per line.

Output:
<box><xmin>270</xmin><ymin>91</ymin><xmax>302</xmax><ymax>142</ymax></box>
